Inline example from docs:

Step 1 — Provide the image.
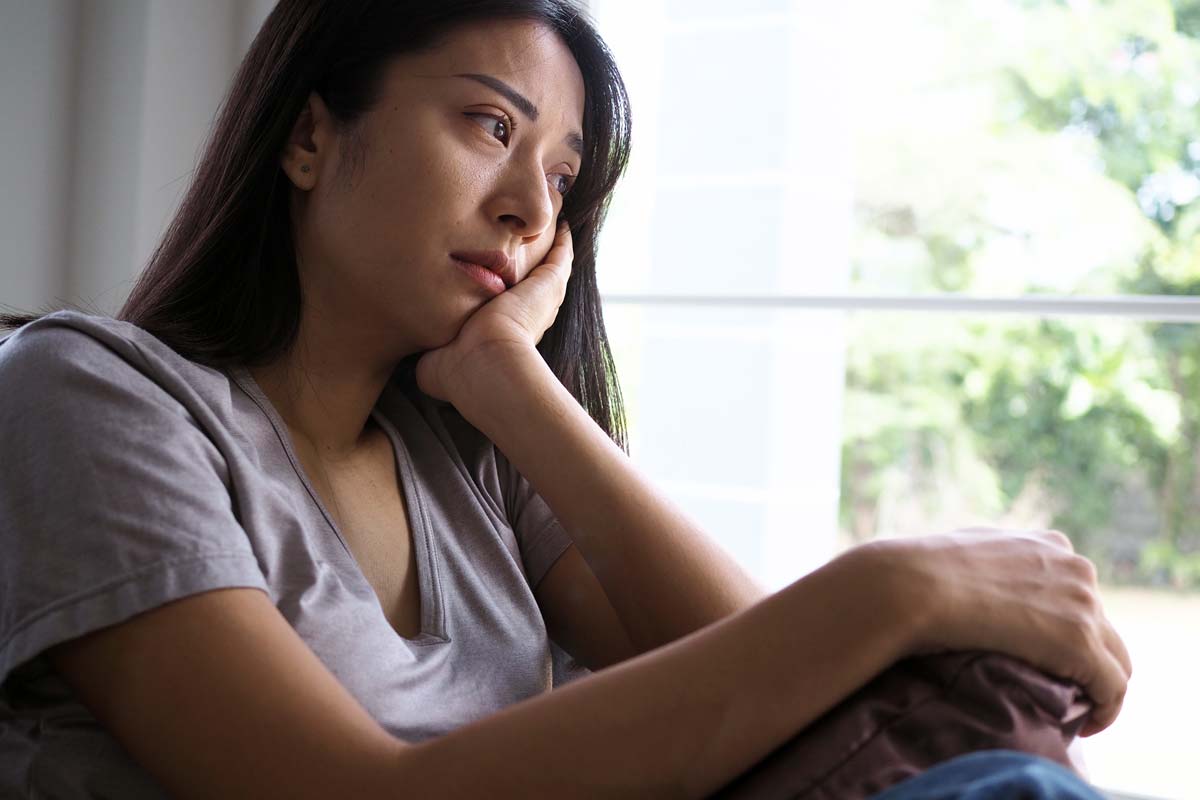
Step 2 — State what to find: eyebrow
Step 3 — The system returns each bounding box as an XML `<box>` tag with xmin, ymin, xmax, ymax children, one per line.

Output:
<box><xmin>454</xmin><ymin>72</ymin><xmax>584</xmax><ymax>156</ymax></box>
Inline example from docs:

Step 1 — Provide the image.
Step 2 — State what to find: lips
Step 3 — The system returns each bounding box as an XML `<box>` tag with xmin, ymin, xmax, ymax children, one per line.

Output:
<box><xmin>449</xmin><ymin>250</ymin><xmax>516</xmax><ymax>288</ymax></box>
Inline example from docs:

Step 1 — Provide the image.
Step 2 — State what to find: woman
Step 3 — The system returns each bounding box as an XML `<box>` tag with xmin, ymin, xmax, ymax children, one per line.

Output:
<box><xmin>0</xmin><ymin>1</ymin><xmax>1130</xmax><ymax>797</ymax></box>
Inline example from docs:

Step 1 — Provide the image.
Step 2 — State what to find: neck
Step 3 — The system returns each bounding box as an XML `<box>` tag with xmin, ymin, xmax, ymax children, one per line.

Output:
<box><xmin>249</xmin><ymin>316</ymin><xmax>410</xmax><ymax>458</ymax></box>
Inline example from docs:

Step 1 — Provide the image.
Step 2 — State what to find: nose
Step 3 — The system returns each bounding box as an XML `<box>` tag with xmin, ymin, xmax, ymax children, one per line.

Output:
<box><xmin>488</xmin><ymin>155</ymin><xmax>556</xmax><ymax>244</ymax></box>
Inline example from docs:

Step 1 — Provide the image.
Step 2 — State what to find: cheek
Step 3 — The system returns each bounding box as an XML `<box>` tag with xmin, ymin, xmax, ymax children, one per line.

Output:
<box><xmin>316</xmin><ymin>190</ymin><xmax>401</xmax><ymax>263</ymax></box>
<box><xmin>340</xmin><ymin>158</ymin><xmax>456</xmax><ymax>245</ymax></box>
<box><xmin>372</xmin><ymin>122</ymin><xmax>474</xmax><ymax>210</ymax></box>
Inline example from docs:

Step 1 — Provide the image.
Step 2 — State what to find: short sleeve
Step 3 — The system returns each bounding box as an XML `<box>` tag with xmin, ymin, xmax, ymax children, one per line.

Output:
<box><xmin>494</xmin><ymin>453</ymin><xmax>574</xmax><ymax>590</ymax></box>
<box><xmin>0</xmin><ymin>321</ymin><xmax>269</xmax><ymax>685</ymax></box>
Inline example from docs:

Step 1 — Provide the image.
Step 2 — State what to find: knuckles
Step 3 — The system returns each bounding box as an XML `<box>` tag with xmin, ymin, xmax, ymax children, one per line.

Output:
<box><xmin>1043</xmin><ymin>529</ymin><xmax>1075</xmax><ymax>551</ymax></box>
<box><xmin>1069</xmin><ymin>554</ymin><xmax>1100</xmax><ymax>586</ymax></box>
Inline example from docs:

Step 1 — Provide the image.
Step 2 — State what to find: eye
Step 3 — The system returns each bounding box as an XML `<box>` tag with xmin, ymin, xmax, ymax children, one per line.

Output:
<box><xmin>548</xmin><ymin>172</ymin><xmax>576</xmax><ymax>196</ymax></box>
<box><xmin>466</xmin><ymin>112</ymin><xmax>513</xmax><ymax>146</ymax></box>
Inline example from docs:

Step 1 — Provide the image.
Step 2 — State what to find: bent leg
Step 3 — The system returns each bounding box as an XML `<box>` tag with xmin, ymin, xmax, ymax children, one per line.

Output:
<box><xmin>871</xmin><ymin>750</ymin><xmax>1105</xmax><ymax>800</ymax></box>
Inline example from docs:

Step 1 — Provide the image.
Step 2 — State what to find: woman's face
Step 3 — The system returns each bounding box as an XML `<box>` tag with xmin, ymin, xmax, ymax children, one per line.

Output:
<box><xmin>283</xmin><ymin>18</ymin><xmax>586</xmax><ymax>355</ymax></box>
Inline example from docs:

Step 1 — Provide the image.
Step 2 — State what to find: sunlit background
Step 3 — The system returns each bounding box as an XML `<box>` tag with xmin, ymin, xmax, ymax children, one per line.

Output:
<box><xmin>591</xmin><ymin>2</ymin><xmax>1200</xmax><ymax>798</ymax></box>
<box><xmin>2</xmin><ymin>2</ymin><xmax>1197</xmax><ymax>798</ymax></box>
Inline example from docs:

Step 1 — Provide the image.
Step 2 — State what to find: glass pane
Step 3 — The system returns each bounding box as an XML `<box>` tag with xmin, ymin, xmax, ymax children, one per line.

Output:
<box><xmin>837</xmin><ymin>311</ymin><xmax>1198</xmax><ymax>798</ymax></box>
<box><xmin>592</xmin><ymin>0</ymin><xmax>1200</xmax><ymax>298</ymax></box>
<box><xmin>605</xmin><ymin>304</ymin><xmax>846</xmax><ymax>586</ymax></box>
<box><xmin>663</xmin><ymin>0</ymin><xmax>793</xmax><ymax>16</ymax></box>
<box><xmin>591</xmin><ymin>1</ymin><xmax>854</xmax><ymax>297</ymax></box>
<box><xmin>604</xmin><ymin>303</ymin><xmax>1198</xmax><ymax>799</ymax></box>
<box><xmin>845</xmin><ymin>0</ymin><xmax>1200</xmax><ymax>297</ymax></box>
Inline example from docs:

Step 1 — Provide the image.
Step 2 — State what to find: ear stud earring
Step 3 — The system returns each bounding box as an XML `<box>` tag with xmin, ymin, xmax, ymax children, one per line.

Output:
<box><xmin>300</xmin><ymin>164</ymin><xmax>311</xmax><ymax>173</ymax></box>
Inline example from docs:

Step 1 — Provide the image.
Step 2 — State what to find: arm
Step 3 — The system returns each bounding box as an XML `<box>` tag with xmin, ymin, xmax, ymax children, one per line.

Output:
<box><xmin>423</xmin><ymin>226</ymin><xmax>765</xmax><ymax>658</ymax></box>
<box><xmin>534</xmin><ymin>542</ymin><xmax>640</xmax><ymax>670</ymax></box>
<box><xmin>462</xmin><ymin>348</ymin><xmax>766</xmax><ymax>656</ymax></box>
<box><xmin>415</xmin><ymin>224</ymin><xmax>1132</xmax><ymax>748</ymax></box>
<box><xmin>49</xmin><ymin>546</ymin><xmax>915</xmax><ymax>799</ymax></box>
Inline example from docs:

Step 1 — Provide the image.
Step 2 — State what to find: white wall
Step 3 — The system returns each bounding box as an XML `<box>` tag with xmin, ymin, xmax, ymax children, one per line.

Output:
<box><xmin>0</xmin><ymin>0</ymin><xmax>79</xmax><ymax>312</ymax></box>
<box><xmin>0</xmin><ymin>0</ymin><xmax>276</xmax><ymax>315</ymax></box>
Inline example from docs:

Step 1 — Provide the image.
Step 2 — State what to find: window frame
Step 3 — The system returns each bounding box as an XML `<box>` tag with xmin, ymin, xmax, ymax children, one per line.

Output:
<box><xmin>602</xmin><ymin>293</ymin><xmax>1200</xmax><ymax>322</ymax></box>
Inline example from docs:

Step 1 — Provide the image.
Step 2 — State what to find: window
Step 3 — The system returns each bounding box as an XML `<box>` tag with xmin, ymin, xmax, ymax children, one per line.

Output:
<box><xmin>591</xmin><ymin>2</ymin><xmax>1200</xmax><ymax>798</ymax></box>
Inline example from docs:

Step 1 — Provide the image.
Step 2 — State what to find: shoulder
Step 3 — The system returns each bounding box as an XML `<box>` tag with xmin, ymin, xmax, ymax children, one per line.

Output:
<box><xmin>2</xmin><ymin>310</ymin><xmax>184</xmax><ymax>377</ymax></box>
<box><xmin>0</xmin><ymin>311</ymin><xmax>230</xmax><ymax>417</ymax></box>
<box><xmin>0</xmin><ymin>313</ymin><xmax>245</xmax><ymax>537</ymax></box>
<box><xmin>1</xmin><ymin>311</ymin><xmax>117</xmax><ymax>369</ymax></box>
<box><xmin>0</xmin><ymin>313</ymin><xmax>248</xmax><ymax>476</ymax></box>
<box><xmin>0</xmin><ymin>313</ymin><xmax>150</xmax><ymax>425</ymax></box>
<box><xmin>2</xmin><ymin>311</ymin><xmax>150</xmax><ymax>387</ymax></box>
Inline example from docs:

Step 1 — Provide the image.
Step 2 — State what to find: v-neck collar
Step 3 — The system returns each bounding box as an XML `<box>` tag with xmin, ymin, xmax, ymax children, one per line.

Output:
<box><xmin>227</xmin><ymin>365</ymin><xmax>448</xmax><ymax>645</ymax></box>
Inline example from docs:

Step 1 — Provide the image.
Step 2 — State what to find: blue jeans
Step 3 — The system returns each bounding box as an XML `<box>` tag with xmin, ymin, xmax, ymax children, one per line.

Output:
<box><xmin>871</xmin><ymin>750</ymin><xmax>1105</xmax><ymax>799</ymax></box>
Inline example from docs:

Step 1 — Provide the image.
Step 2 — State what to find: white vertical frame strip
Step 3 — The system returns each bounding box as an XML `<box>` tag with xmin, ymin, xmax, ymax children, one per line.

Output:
<box><xmin>761</xmin><ymin>3</ymin><xmax>852</xmax><ymax>586</ymax></box>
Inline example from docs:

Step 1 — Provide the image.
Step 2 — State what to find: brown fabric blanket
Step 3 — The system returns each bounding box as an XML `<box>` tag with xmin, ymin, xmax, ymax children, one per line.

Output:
<box><xmin>710</xmin><ymin>652</ymin><xmax>1093</xmax><ymax>800</ymax></box>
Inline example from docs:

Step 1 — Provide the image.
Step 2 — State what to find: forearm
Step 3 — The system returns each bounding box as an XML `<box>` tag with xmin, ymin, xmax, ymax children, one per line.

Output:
<box><xmin>393</xmin><ymin>546</ymin><xmax>914</xmax><ymax>798</ymax></box>
<box><xmin>453</xmin><ymin>349</ymin><xmax>766</xmax><ymax>653</ymax></box>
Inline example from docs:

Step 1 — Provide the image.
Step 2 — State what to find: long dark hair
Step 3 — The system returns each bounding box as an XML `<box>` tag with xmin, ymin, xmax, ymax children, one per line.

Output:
<box><xmin>2</xmin><ymin>0</ymin><xmax>630</xmax><ymax>449</ymax></box>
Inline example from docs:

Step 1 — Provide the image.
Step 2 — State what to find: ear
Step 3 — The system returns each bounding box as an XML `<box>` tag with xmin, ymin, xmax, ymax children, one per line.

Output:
<box><xmin>280</xmin><ymin>92</ymin><xmax>335</xmax><ymax>189</ymax></box>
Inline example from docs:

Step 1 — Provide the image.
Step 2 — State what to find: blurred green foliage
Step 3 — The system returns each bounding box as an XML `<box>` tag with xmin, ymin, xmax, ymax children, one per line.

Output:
<box><xmin>840</xmin><ymin>0</ymin><xmax>1200</xmax><ymax>588</ymax></box>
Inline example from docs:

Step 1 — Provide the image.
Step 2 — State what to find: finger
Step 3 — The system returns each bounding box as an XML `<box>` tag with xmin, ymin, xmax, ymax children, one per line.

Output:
<box><xmin>546</xmin><ymin>222</ymin><xmax>574</xmax><ymax>275</ymax></box>
<box><xmin>508</xmin><ymin>224</ymin><xmax>572</xmax><ymax>336</ymax></box>
<box><xmin>1099</xmin><ymin>615</ymin><xmax>1133</xmax><ymax>680</ymax></box>
<box><xmin>1079</xmin><ymin>646</ymin><xmax>1128</xmax><ymax>737</ymax></box>
<box><xmin>521</xmin><ymin>224</ymin><xmax>569</xmax><ymax>282</ymax></box>
<box><xmin>530</xmin><ymin>224</ymin><xmax>573</xmax><ymax>298</ymax></box>
<box><xmin>1039</xmin><ymin>529</ymin><xmax>1075</xmax><ymax>552</ymax></box>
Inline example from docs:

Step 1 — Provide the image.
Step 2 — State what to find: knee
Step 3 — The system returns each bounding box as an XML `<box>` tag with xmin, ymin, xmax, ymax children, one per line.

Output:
<box><xmin>873</xmin><ymin>749</ymin><xmax>1105</xmax><ymax>800</ymax></box>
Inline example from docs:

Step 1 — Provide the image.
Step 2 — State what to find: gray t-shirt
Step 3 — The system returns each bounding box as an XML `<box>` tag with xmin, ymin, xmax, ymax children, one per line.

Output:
<box><xmin>0</xmin><ymin>311</ymin><xmax>590</xmax><ymax>798</ymax></box>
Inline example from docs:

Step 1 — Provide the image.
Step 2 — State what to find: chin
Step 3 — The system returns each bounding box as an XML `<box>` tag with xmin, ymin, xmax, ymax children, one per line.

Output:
<box><xmin>415</xmin><ymin>307</ymin><xmax>476</xmax><ymax>352</ymax></box>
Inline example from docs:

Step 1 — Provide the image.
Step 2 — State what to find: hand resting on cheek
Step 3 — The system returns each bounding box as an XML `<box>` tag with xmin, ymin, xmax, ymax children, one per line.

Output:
<box><xmin>417</xmin><ymin>221</ymin><xmax>574</xmax><ymax>403</ymax></box>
